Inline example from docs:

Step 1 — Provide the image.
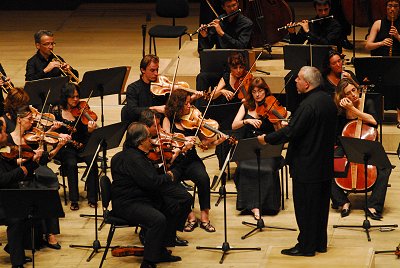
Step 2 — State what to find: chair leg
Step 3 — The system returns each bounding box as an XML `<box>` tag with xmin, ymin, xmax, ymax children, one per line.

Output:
<box><xmin>99</xmin><ymin>224</ymin><xmax>116</xmax><ymax>268</ymax></box>
<box><xmin>285</xmin><ymin>165</ymin><xmax>289</xmax><ymax>199</ymax></box>
<box><xmin>192</xmin><ymin>184</ymin><xmax>197</xmax><ymax>209</ymax></box>
<box><xmin>149</xmin><ymin>36</ymin><xmax>152</xmax><ymax>54</ymax></box>
<box><xmin>280</xmin><ymin>168</ymin><xmax>285</xmax><ymax>210</ymax></box>
<box><xmin>59</xmin><ymin>165</ymin><xmax>68</xmax><ymax>205</ymax></box>
<box><xmin>179</xmin><ymin>36</ymin><xmax>182</xmax><ymax>49</ymax></box>
<box><xmin>153</xmin><ymin>38</ymin><xmax>157</xmax><ymax>55</ymax></box>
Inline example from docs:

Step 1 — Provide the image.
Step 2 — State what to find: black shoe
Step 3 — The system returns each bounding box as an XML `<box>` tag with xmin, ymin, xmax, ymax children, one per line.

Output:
<box><xmin>4</xmin><ymin>244</ymin><xmax>32</xmax><ymax>263</ymax></box>
<box><xmin>340</xmin><ymin>204</ymin><xmax>351</xmax><ymax>218</ymax></box>
<box><xmin>367</xmin><ymin>209</ymin><xmax>383</xmax><ymax>220</ymax></box>
<box><xmin>173</xmin><ymin>236</ymin><xmax>188</xmax><ymax>247</ymax></box>
<box><xmin>46</xmin><ymin>241</ymin><xmax>61</xmax><ymax>250</ymax></box>
<box><xmin>12</xmin><ymin>265</ymin><xmax>24</xmax><ymax>268</ymax></box>
<box><xmin>342</xmin><ymin>39</ymin><xmax>354</xmax><ymax>50</ymax></box>
<box><xmin>158</xmin><ymin>254</ymin><xmax>182</xmax><ymax>263</ymax></box>
<box><xmin>24</xmin><ymin>256</ymin><xmax>32</xmax><ymax>263</ymax></box>
<box><xmin>281</xmin><ymin>246</ymin><xmax>315</xmax><ymax>257</ymax></box>
<box><xmin>316</xmin><ymin>247</ymin><xmax>327</xmax><ymax>253</ymax></box>
<box><xmin>140</xmin><ymin>260</ymin><xmax>157</xmax><ymax>268</ymax></box>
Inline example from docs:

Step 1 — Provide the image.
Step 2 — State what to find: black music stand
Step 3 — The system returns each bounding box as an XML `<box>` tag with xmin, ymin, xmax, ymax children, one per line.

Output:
<box><xmin>69</xmin><ymin>122</ymin><xmax>128</xmax><ymax>262</ymax></box>
<box><xmin>25</xmin><ymin>76</ymin><xmax>70</xmax><ymax>108</ymax></box>
<box><xmin>0</xmin><ymin>189</ymin><xmax>65</xmax><ymax>268</ymax></box>
<box><xmin>199</xmin><ymin>49</ymin><xmax>251</xmax><ymax>73</ymax></box>
<box><xmin>230</xmin><ymin>138</ymin><xmax>296</xmax><ymax>239</ymax></box>
<box><xmin>333</xmin><ymin>136</ymin><xmax>398</xmax><ymax>241</ymax></box>
<box><xmin>79</xmin><ymin>66</ymin><xmax>130</xmax><ymax>127</ymax></box>
<box><xmin>283</xmin><ymin>44</ymin><xmax>333</xmax><ymax>71</ymax></box>
<box><xmin>196</xmin><ymin>144</ymin><xmax>261</xmax><ymax>264</ymax></box>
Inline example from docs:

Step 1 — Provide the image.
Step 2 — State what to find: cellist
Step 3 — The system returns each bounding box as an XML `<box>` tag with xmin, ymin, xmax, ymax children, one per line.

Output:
<box><xmin>331</xmin><ymin>78</ymin><xmax>391</xmax><ymax>220</ymax></box>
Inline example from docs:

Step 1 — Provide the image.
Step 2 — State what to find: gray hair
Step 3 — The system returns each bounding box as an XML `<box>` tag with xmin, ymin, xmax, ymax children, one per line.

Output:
<box><xmin>300</xmin><ymin>66</ymin><xmax>322</xmax><ymax>88</ymax></box>
<box><xmin>123</xmin><ymin>122</ymin><xmax>149</xmax><ymax>149</ymax></box>
<box><xmin>34</xmin><ymin>30</ymin><xmax>54</xmax><ymax>44</ymax></box>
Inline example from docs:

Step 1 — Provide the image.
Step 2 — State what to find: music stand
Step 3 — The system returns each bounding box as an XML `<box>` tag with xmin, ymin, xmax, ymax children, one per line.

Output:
<box><xmin>200</xmin><ymin>49</ymin><xmax>251</xmax><ymax>73</ymax></box>
<box><xmin>283</xmin><ymin>44</ymin><xmax>333</xmax><ymax>71</ymax></box>
<box><xmin>79</xmin><ymin>66</ymin><xmax>131</xmax><ymax>127</ymax></box>
<box><xmin>196</xmin><ymin>145</ymin><xmax>261</xmax><ymax>264</ymax></box>
<box><xmin>69</xmin><ymin>122</ymin><xmax>128</xmax><ymax>262</ymax></box>
<box><xmin>0</xmin><ymin>189</ymin><xmax>65</xmax><ymax>268</ymax></box>
<box><xmin>230</xmin><ymin>138</ymin><xmax>296</xmax><ymax>239</ymax></box>
<box><xmin>25</xmin><ymin>76</ymin><xmax>69</xmax><ymax>108</ymax></box>
<box><xmin>333</xmin><ymin>136</ymin><xmax>398</xmax><ymax>241</ymax></box>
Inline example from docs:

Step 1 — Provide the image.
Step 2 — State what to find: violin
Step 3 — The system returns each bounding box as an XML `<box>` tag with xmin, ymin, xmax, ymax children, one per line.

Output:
<box><xmin>151</xmin><ymin>75</ymin><xmax>209</xmax><ymax>99</ymax></box>
<box><xmin>24</xmin><ymin>127</ymin><xmax>84</xmax><ymax>150</ymax></box>
<box><xmin>29</xmin><ymin>106</ymin><xmax>76</xmax><ymax>132</ymax></box>
<box><xmin>1</xmin><ymin>144</ymin><xmax>35</xmax><ymax>160</ymax></box>
<box><xmin>70</xmin><ymin>101</ymin><xmax>98</xmax><ymax>125</ymax></box>
<box><xmin>234</xmin><ymin>73</ymin><xmax>253</xmax><ymax>100</ymax></box>
<box><xmin>111</xmin><ymin>246</ymin><xmax>144</xmax><ymax>257</ymax></box>
<box><xmin>256</xmin><ymin>95</ymin><xmax>287</xmax><ymax>124</ymax></box>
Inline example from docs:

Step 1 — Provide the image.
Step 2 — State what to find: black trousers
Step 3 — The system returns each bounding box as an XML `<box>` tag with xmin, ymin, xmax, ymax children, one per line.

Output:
<box><xmin>60</xmin><ymin>147</ymin><xmax>99</xmax><ymax>203</ymax></box>
<box><xmin>6</xmin><ymin>218</ymin><xmax>26</xmax><ymax>266</ymax></box>
<box><xmin>292</xmin><ymin>179</ymin><xmax>331</xmax><ymax>254</ymax></box>
<box><xmin>331</xmin><ymin>167</ymin><xmax>391</xmax><ymax>213</ymax></box>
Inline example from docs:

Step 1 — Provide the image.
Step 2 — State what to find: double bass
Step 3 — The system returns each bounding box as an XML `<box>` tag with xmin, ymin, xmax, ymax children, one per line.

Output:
<box><xmin>334</xmin><ymin>86</ymin><xmax>377</xmax><ymax>191</ymax></box>
<box><xmin>341</xmin><ymin>0</ymin><xmax>386</xmax><ymax>27</ymax></box>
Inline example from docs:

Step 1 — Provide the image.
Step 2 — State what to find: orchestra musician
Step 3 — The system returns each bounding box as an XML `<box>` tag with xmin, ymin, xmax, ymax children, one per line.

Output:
<box><xmin>121</xmin><ymin>54</ymin><xmax>166</xmax><ymax>123</ymax></box>
<box><xmin>365</xmin><ymin>0</ymin><xmax>400</xmax><ymax>128</ymax></box>
<box><xmin>163</xmin><ymin>89</ymin><xmax>227</xmax><ymax>233</ymax></box>
<box><xmin>50</xmin><ymin>82</ymin><xmax>99</xmax><ymax>211</ymax></box>
<box><xmin>231</xmin><ymin>77</ymin><xmax>283</xmax><ymax>218</ymax></box>
<box><xmin>111</xmin><ymin>122</ymin><xmax>190</xmax><ymax>268</ymax></box>
<box><xmin>198</xmin><ymin>0</ymin><xmax>253</xmax><ymax>51</ymax></box>
<box><xmin>25</xmin><ymin>30</ymin><xmax>79</xmax><ymax>81</ymax></box>
<box><xmin>330</xmin><ymin>78</ymin><xmax>391</xmax><ymax>220</ymax></box>
<box><xmin>287</xmin><ymin>0</ymin><xmax>342</xmax><ymax>52</ymax></box>
<box><xmin>0</xmin><ymin>63</ymin><xmax>11</xmax><ymax>115</ymax></box>
<box><xmin>258</xmin><ymin>66</ymin><xmax>337</xmax><ymax>256</ymax></box>
<box><xmin>2</xmin><ymin>87</ymin><xmax>31</xmax><ymax>133</ymax></box>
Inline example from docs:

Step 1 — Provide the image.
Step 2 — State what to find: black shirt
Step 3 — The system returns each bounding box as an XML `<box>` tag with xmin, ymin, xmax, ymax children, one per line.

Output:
<box><xmin>25</xmin><ymin>51</ymin><xmax>79</xmax><ymax>81</ymax></box>
<box><xmin>371</xmin><ymin>18</ymin><xmax>400</xmax><ymax>56</ymax></box>
<box><xmin>0</xmin><ymin>64</ymin><xmax>6</xmax><ymax>115</ymax></box>
<box><xmin>265</xmin><ymin>88</ymin><xmax>337</xmax><ymax>183</ymax></box>
<box><xmin>198</xmin><ymin>13</ymin><xmax>253</xmax><ymax>51</ymax></box>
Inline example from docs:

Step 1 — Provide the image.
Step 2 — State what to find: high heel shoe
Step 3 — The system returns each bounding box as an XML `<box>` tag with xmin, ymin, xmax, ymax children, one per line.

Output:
<box><xmin>46</xmin><ymin>234</ymin><xmax>61</xmax><ymax>250</ymax></box>
<box><xmin>340</xmin><ymin>203</ymin><xmax>351</xmax><ymax>218</ymax></box>
<box><xmin>367</xmin><ymin>209</ymin><xmax>383</xmax><ymax>220</ymax></box>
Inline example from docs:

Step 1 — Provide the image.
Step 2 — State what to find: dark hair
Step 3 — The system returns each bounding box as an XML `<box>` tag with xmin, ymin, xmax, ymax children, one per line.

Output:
<box><xmin>15</xmin><ymin>105</ymin><xmax>32</xmax><ymax>118</ymax></box>
<box><xmin>386</xmin><ymin>0</ymin><xmax>400</xmax><ymax>5</ymax></box>
<box><xmin>139</xmin><ymin>109</ymin><xmax>161</xmax><ymax>127</ymax></box>
<box><xmin>4</xmin><ymin>87</ymin><xmax>30</xmax><ymax>118</ymax></box>
<box><xmin>313</xmin><ymin>0</ymin><xmax>331</xmax><ymax>7</ymax></box>
<box><xmin>335</xmin><ymin>78</ymin><xmax>359</xmax><ymax>109</ymax></box>
<box><xmin>60</xmin><ymin>82</ymin><xmax>80</xmax><ymax>109</ymax></box>
<box><xmin>140</xmin><ymin>54</ymin><xmax>159</xmax><ymax>74</ymax></box>
<box><xmin>323</xmin><ymin>50</ymin><xmax>342</xmax><ymax>75</ymax></box>
<box><xmin>165</xmin><ymin>89</ymin><xmax>190</xmax><ymax>121</ymax></box>
<box><xmin>228</xmin><ymin>52</ymin><xmax>246</xmax><ymax>69</ymax></box>
<box><xmin>124</xmin><ymin>122</ymin><xmax>149</xmax><ymax>149</ymax></box>
<box><xmin>244</xmin><ymin>77</ymin><xmax>271</xmax><ymax>111</ymax></box>
<box><xmin>34</xmin><ymin>30</ymin><xmax>54</xmax><ymax>44</ymax></box>
<box><xmin>221</xmin><ymin>0</ymin><xmax>238</xmax><ymax>6</ymax></box>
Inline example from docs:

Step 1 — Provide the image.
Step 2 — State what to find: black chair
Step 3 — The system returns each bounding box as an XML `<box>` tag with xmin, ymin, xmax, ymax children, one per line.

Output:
<box><xmin>98</xmin><ymin>176</ymin><xmax>142</xmax><ymax>268</ymax></box>
<box><xmin>148</xmin><ymin>0</ymin><xmax>190</xmax><ymax>55</ymax></box>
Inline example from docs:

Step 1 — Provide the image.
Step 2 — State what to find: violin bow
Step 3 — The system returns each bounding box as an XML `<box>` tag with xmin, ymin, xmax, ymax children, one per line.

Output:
<box><xmin>35</xmin><ymin>88</ymin><xmax>51</xmax><ymax>129</ymax></box>
<box><xmin>168</xmin><ymin>56</ymin><xmax>180</xmax><ymax>101</ymax></box>
<box><xmin>193</xmin><ymin>85</ymin><xmax>218</xmax><ymax>138</ymax></box>
<box><xmin>205</xmin><ymin>0</ymin><xmax>219</xmax><ymax>18</ymax></box>
<box><xmin>232</xmin><ymin>50</ymin><xmax>263</xmax><ymax>97</ymax></box>
<box><xmin>154</xmin><ymin>114</ymin><xmax>168</xmax><ymax>174</ymax></box>
<box><xmin>71</xmin><ymin>89</ymin><xmax>94</xmax><ymax>135</ymax></box>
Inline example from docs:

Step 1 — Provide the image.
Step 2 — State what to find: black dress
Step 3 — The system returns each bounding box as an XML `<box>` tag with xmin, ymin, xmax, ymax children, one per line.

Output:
<box><xmin>234</xmin><ymin>113</ymin><xmax>282</xmax><ymax>215</ymax></box>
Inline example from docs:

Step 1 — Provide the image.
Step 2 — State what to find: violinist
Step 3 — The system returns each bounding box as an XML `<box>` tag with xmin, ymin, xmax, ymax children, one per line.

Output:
<box><xmin>365</xmin><ymin>0</ymin><xmax>400</xmax><ymax>128</ymax></box>
<box><xmin>2</xmin><ymin>87</ymin><xmax>30</xmax><ymax>133</ymax></box>
<box><xmin>50</xmin><ymin>82</ymin><xmax>99</xmax><ymax>211</ymax></box>
<box><xmin>25</xmin><ymin>30</ymin><xmax>79</xmax><ymax>81</ymax></box>
<box><xmin>0</xmin><ymin>63</ymin><xmax>11</xmax><ymax>115</ymax></box>
<box><xmin>231</xmin><ymin>77</ymin><xmax>283</xmax><ymax>219</ymax></box>
<box><xmin>163</xmin><ymin>89</ymin><xmax>227</xmax><ymax>233</ymax></box>
<box><xmin>198</xmin><ymin>0</ymin><xmax>253</xmax><ymax>51</ymax></box>
<box><xmin>111</xmin><ymin>122</ymin><xmax>190</xmax><ymax>268</ymax></box>
<box><xmin>287</xmin><ymin>0</ymin><xmax>342</xmax><ymax>52</ymax></box>
<box><xmin>121</xmin><ymin>54</ymin><xmax>166</xmax><ymax>123</ymax></box>
<box><xmin>330</xmin><ymin>78</ymin><xmax>391</xmax><ymax>220</ymax></box>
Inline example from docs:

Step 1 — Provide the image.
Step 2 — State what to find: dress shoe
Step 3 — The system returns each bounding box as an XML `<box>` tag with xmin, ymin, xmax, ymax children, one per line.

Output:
<box><xmin>342</xmin><ymin>39</ymin><xmax>354</xmax><ymax>50</ymax></box>
<box><xmin>140</xmin><ymin>260</ymin><xmax>157</xmax><ymax>268</ymax></box>
<box><xmin>24</xmin><ymin>256</ymin><xmax>32</xmax><ymax>263</ymax></box>
<box><xmin>4</xmin><ymin>244</ymin><xmax>32</xmax><ymax>263</ymax></box>
<box><xmin>316</xmin><ymin>247</ymin><xmax>327</xmax><ymax>253</ymax></box>
<box><xmin>174</xmin><ymin>236</ymin><xmax>188</xmax><ymax>247</ymax></box>
<box><xmin>12</xmin><ymin>265</ymin><xmax>24</xmax><ymax>268</ymax></box>
<box><xmin>367</xmin><ymin>209</ymin><xmax>383</xmax><ymax>220</ymax></box>
<box><xmin>340</xmin><ymin>204</ymin><xmax>351</xmax><ymax>218</ymax></box>
<box><xmin>158</xmin><ymin>254</ymin><xmax>182</xmax><ymax>263</ymax></box>
<box><xmin>46</xmin><ymin>241</ymin><xmax>61</xmax><ymax>250</ymax></box>
<box><xmin>281</xmin><ymin>246</ymin><xmax>315</xmax><ymax>257</ymax></box>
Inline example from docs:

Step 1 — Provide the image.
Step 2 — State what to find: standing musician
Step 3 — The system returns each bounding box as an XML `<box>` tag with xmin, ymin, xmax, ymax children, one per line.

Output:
<box><xmin>331</xmin><ymin>78</ymin><xmax>391</xmax><ymax>220</ymax></box>
<box><xmin>163</xmin><ymin>89</ymin><xmax>227</xmax><ymax>233</ymax></box>
<box><xmin>25</xmin><ymin>30</ymin><xmax>79</xmax><ymax>81</ymax></box>
<box><xmin>198</xmin><ymin>0</ymin><xmax>253</xmax><ymax>51</ymax></box>
<box><xmin>287</xmin><ymin>0</ymin><xmax>342</xmax><ymax>52</ymax></box>
<box><xmin>50</xmin><ymin>82</ymin><xmax>99</xmax><ymax>211</ymax></box>
<box><xmin>258</xmin><ymin>66</ymin><xmax>337</xmax><ymax>256</ymax></box>
<box><xmin>111</xmin><ymin>122</ymin><xmax>191</xmax><ymax>268</ymax></box>
<box><xmin>121</xmin><ymin>55</ymin><xmax>166</xmax><ymax>123</ymax></box>
<box><xmin>231</xmin><ymin>77</ymin><xmax>283</xmax><ymax>218</ymax></box>
<box><xmin>365</xmin><ymin>0</ymin><xmax>400</xmax><ymax>128</ymax></box>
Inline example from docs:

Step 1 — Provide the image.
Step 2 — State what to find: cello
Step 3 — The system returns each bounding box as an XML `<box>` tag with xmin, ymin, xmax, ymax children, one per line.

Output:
<box><xmin>334</xmin><ymin>86</ymin><xmax>378</xmax><ymax>191</ymax></box>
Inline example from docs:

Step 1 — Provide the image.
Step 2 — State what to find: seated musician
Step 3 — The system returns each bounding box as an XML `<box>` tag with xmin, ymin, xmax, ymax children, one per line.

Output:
<box><xmin>121</xmin><ymin>54</ymin><xmax>166</xmax><ymax>123</ymax></box>
<box><xmin>231</xmin><ymin>77</ymin><xmax>283</xmax><ymax>219</ymax></box>
<box><xmin>111</xmin><ymin>122</ymin><xmax>192</xmax><ymax>268</ymax></box>
<box><xmin>50</xmin><ymin>82</ymin><xmax>99</xmax><ymax>211</ymax></box>
<box><xmin>163</xmin><ymin>89</ymin><xmax>227</xmax><ymax>233</ymax></box>
<box><xmin>2</xmin><ymin>87</ymin><xmax>30</xmax><ymax>133</ymax></box>
<box><xmin>198</xmin><ymin>0</ymin><xmax>253</xmax><ymax>51</ymax></box>
<box><xmin>331</xmin><ymin>78</ymin><xmax>391</xmax><ymax>220</ymax></box>
<box><xmin>0</xmin><ymin>63</ymin><xmax>12</xmax><ymax>115</ymax></box>
<box><xmin>365</xmin><ymin>0</ymin><xmax>400</xmax><ymax>128</ymax></box>
<box><xmin>322</xmin><ymin>50</ymin><xmax>357</xmax><ymax>96</ymax></box>
<box><xmin>287</xmin><ymin>0</ymin><xmax>342</xmax><ymax>52</ymax></box>
<box><xmin>25</xmin><ymin>30</ymin><xmax>79</xmax><ymax>81</ymax></box>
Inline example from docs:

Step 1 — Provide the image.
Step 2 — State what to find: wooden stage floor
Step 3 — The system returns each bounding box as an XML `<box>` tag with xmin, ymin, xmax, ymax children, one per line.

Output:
<box><xmin>0</xmin><ymin>2</ymin><xmax>400</xmax><ymax>267</ymax></box>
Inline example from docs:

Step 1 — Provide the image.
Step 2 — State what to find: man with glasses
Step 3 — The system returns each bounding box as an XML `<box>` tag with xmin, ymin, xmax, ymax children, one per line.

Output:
<box><xmin>25</xmin><ymin>30</ymin><xmax>79</xmax><ymax>81</ymax></box>
<box><xmin>198</xmin><ymin>0</ymin><xmax>253</xmax><ymax>51</ymax></box>
<box><xmin>366</xmin><ymin>0</ymin><xmax>400</xmax><ymax>128</ymax></box>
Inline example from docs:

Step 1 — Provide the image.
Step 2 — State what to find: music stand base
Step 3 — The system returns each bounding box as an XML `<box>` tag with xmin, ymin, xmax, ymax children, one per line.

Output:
<box><xmin>196</xmin><ymin>242</ymin><xmax>261</xmax><ymax>264</ymax></box>
<box><xmin>333</xmin><ymin>221</ymin><xmax>398</xmax><ymax>242</ymax></box>
<box><xmin>241</xmin><ymin>218</ymin><xmax>296</xmax><ymax>240</ymax></box>
<box><xmin>70</xmin><ymin>239</ymin><xmax>107</xmax><ymax>262</ymax></box>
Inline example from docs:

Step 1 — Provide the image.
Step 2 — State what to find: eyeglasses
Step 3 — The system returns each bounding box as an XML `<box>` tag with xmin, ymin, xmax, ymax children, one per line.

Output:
<box><xmin>40</xmin><ymin>42</ymin><xmax>56</xmax><ymax>47</ymax></box>
<box><xmin>387</xmin><ymin>4</ymin><xmax>399</xmax><ymax>8</ymax></box>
